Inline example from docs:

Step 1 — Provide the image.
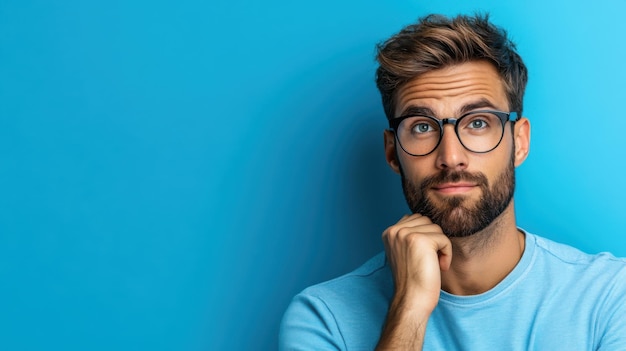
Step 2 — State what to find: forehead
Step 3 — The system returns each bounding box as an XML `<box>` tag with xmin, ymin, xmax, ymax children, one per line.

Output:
<box><xmin>394</xmin><ymin>61</ymin><xmax>508</xmax><ymax>117</ymax></box>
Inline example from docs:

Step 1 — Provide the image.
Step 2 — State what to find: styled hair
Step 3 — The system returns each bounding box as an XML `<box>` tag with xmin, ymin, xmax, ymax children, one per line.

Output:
<box><xmin>375</xmin><ymin>14</ymin><xmax>528</xmax><ymax>121</ymax></box>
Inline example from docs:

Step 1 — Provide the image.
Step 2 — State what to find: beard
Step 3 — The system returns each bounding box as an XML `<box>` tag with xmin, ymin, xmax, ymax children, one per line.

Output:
<box><xmin>400</xmin><ymin>156</ymin><xmax>515</xmax><ymax>238</ymax></box>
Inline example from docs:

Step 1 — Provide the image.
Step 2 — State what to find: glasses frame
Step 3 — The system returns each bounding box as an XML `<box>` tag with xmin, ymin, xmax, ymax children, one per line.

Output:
<box><xmin>388</xmin><ymin>110</ymin><xmax>520</xmax><ymax>156</ymax></box>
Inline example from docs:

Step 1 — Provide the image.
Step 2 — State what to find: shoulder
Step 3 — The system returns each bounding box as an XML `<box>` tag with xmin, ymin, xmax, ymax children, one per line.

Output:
<box><xmin>527</xmin><ymin>235</ymin><xmax>626</xmax><ymax>349</ymax></box>
<box><xmin>526</xmin><ymin>232</ymin><xmax>626</xmax><ymax>300</ymax></box>
<box><xmin>299</xmin><ymin>252</ymin><xmax>389</xmax><ymax>299</ymax></box>
<box><xmin>517</xmin><ymin>232</ymin><xmax>626</xmax><ymax>348</ymax></box>
<box><xmin>530</xmin><ymin>232</ymin><xmax>626</xmax><ymax>269</ymax></box>
<box><xmin>279</xmin><ymin>253</ymin><xmax>391</xmax><ymax>350</ymax></box>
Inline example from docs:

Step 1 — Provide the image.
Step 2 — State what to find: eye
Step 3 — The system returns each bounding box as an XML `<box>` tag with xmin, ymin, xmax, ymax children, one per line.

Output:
<box><xmin>468</xmin><ymin>119</ymin><xmax>488</xmax><ymax>129</ymax></box>
<box><xmin>412</xmin><ymin>122</ymin><xmax>434</xmax><ymax>134</ymax></box>
<box><xmin>462</xmin><ymin>113</ymin><xmax>497</xmax><ymax>131</ymax></box>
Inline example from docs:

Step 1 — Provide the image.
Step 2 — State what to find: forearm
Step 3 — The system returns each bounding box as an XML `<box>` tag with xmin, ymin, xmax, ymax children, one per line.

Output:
<box><xmin>375</xmin><ymin>294</ymin><xmax>433</xmax><ymax>351</ymax></box>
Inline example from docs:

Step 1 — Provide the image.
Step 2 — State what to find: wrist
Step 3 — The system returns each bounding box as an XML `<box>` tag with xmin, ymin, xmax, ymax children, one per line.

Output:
<box><xmin>391</xmin><ymin>286</ymin><xmax>439</xmax><ymax>316</ymax></box>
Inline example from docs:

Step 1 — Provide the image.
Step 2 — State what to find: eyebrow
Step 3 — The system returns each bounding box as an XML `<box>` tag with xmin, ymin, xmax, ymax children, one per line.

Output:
<box><xmin>396</xmin><ymin>98</ymin><xmax>501</xmax><ymax>119</ymax></box>
<box><xmin>397</xmin><ymin>106</ymin><xmax>435</xmax><ymax>117</ymax></box>
<box><xmin>458</xmin><ymin>98</ymin><xmax>500</xmax><ymax>115</ymax></box>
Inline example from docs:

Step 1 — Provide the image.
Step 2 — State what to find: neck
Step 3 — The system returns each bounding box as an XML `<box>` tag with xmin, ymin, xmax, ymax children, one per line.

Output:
<box><xmin>440</xmin><ymin>201</ymin><xmax>525</xmax><ymax>295</ymax></box>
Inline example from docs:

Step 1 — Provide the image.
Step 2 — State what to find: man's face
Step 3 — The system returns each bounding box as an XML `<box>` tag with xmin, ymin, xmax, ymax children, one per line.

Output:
<box><xmin>384</xmin><ymin>61</ymin><xmax>528</xmax><ymax>238</ymax></box>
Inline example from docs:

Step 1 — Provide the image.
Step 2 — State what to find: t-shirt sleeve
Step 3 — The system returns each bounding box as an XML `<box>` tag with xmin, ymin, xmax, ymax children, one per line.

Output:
<box><xmin>597</xmin><ymin>265</ymin><xmax>626</xmax><ymax>350</ymax></box>
<box><xmin>279</xmin><ymin>291</ymin><xmax>345</xmax><ymax>351</ymax></box>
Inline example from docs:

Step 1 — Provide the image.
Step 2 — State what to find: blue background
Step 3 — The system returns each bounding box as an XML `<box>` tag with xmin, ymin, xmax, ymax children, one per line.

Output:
<box><xmin>1</xmin><ymin>0</ymin><xmax>625</xmax><ymax>350</ymax></box>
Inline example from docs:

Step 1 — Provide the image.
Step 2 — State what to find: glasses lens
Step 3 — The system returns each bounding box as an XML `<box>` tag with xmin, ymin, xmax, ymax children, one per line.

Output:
<box><xmin>397</xmin><ymin>116</ymin><xmax>441</xmax><ymax>156</ymax></box>
<box><xmin>457</xmin><ymin>112</ymin><xmax>505</xmax><ymax>152</ymax></box>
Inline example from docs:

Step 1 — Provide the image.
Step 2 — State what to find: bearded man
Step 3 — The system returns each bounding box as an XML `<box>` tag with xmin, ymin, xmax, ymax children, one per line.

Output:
<box><xmin>279</xmin><ymin>14</ymin><xmax>626</xmax><ymax>350</ymax></box>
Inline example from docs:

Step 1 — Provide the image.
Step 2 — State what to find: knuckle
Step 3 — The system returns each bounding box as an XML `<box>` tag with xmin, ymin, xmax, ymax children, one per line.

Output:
<box><xmin>383</xmin><ymin>224</ymin><xmax>397</xmax><ymax>237</ymax></box>
<box><xmin>396</xmin><ymin>226</ymin><xmax>415</xmax><ymax>238</ymax></box>
<box><xmin>428</xmin><ymin>223</ymin><xmax>444</xmax><ymax>233</ymax></box>
<box><xmin>405</xmin><ymin>234</ymin><xmax>427</xmax><ymax>249</ymax></box>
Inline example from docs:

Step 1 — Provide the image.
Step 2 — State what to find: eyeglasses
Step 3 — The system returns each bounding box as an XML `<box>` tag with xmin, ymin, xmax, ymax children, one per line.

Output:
<box><xmin>389</xmin><ymin>110</ymin><xmax>519</xmax><ymax>156</ymax></box>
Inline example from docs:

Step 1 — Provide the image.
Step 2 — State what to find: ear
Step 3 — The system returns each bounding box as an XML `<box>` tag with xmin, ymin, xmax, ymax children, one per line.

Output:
<box><xmin>384</xmin><ymin>130</ymin><xmax>401</xmax><ymax>174</ymax></box>
<box><xmin>513</xmin><ymin>117</ymin><xmax>530</xmax><ymax>167</ymax></box>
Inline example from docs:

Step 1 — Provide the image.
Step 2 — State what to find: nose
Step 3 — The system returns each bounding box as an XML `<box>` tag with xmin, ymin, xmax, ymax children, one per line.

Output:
<box><xmin>435</xmin><ymin>125</ymin><xmax>468</xmax><ymax>171</ymax></box>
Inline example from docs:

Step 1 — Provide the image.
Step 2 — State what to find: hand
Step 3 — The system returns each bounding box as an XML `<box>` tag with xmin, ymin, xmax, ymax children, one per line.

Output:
<box><xmin>376</xmin><ymin>214</ymin><xmax>452</xmax><ymax>350</ymax></box>
<box><xmin>383</xmin><ymin>213</ymin><xmax>452</xmax><ymax>311</ymax></box>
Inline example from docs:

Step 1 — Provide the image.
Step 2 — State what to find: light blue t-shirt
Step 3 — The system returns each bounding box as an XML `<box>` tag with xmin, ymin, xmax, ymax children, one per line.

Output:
<box><xmin>279</xmin><ymin>232</ymin><xmax>626</xmax><ymax>350</ymax></box>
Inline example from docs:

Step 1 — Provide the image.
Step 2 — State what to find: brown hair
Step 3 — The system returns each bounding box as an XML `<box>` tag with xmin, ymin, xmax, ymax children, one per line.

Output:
<box><xmin>375</xmin><ymin>14</ymin><xmax>528</xmax><ymax>121</ymax></box>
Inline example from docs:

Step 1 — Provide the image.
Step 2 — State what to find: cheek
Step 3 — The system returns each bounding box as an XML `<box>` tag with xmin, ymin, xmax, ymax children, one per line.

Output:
<box><xmin>397</xmin><ymin>155</ymin><xmax>435</xmax><ymax>181</ymax></box>
<box><xmin>480</xmin><ymin>143</ymin><xmax>515</xmax><ymax>178</ymax></box>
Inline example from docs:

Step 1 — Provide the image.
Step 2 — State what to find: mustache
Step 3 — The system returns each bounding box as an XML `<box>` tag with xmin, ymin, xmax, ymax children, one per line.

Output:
<box><xmin>420</xmin><ymin>170</ymin><xmax>489</xmax><ymax>191</ymax></box>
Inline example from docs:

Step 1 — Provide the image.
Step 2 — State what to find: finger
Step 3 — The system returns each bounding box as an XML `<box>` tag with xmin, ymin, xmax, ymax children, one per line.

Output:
<box><xmin>396</xmin><ymin>213</ymin><xmax>421</xmax><ymax>225</ymax></box>
<box><xmin>396</xmin><ymin>230</ymin><xmax>452</xmax><ymax>271</ymax></box>
<box><xmin>385</xmin><ymin>220</ymin><xmax>440</xmax><ymax>243</ymax></box>
<box><xmin>399</xmin><ymin>213</ymin><xmax>433</xmax><ymax>227</ymax></box>
<box><xmin>439</xmin><ymin>252</ymin><xmax>452</xmax><ymax>271</ymax></box>
<box><xmin>398</xmin><ymin>224</ymin><xmax>442</xmax><ymax>237</ymax></box>
<box><xmin>435</xmin><ymin>236</ymin><xmax>453</xmax><ymax>271</ymax></box>
<box><xmin>386</xmin><ymin>215</ymin><xmax>432</xmax><ymax>236</ymax></box>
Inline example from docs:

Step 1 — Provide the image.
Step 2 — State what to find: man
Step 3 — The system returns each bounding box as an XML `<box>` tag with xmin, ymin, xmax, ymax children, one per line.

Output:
<box><xmin>279</xmin><ymin>14</ymin><xmax>626</xmax><ymax>350</ymax></box>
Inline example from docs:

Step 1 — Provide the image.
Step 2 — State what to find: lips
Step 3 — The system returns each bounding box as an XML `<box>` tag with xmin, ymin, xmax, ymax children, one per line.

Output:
<box><xmin>431</xmin><ymin>182</ymin><xmax>478</xmax><ymax>194</ymax></box>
